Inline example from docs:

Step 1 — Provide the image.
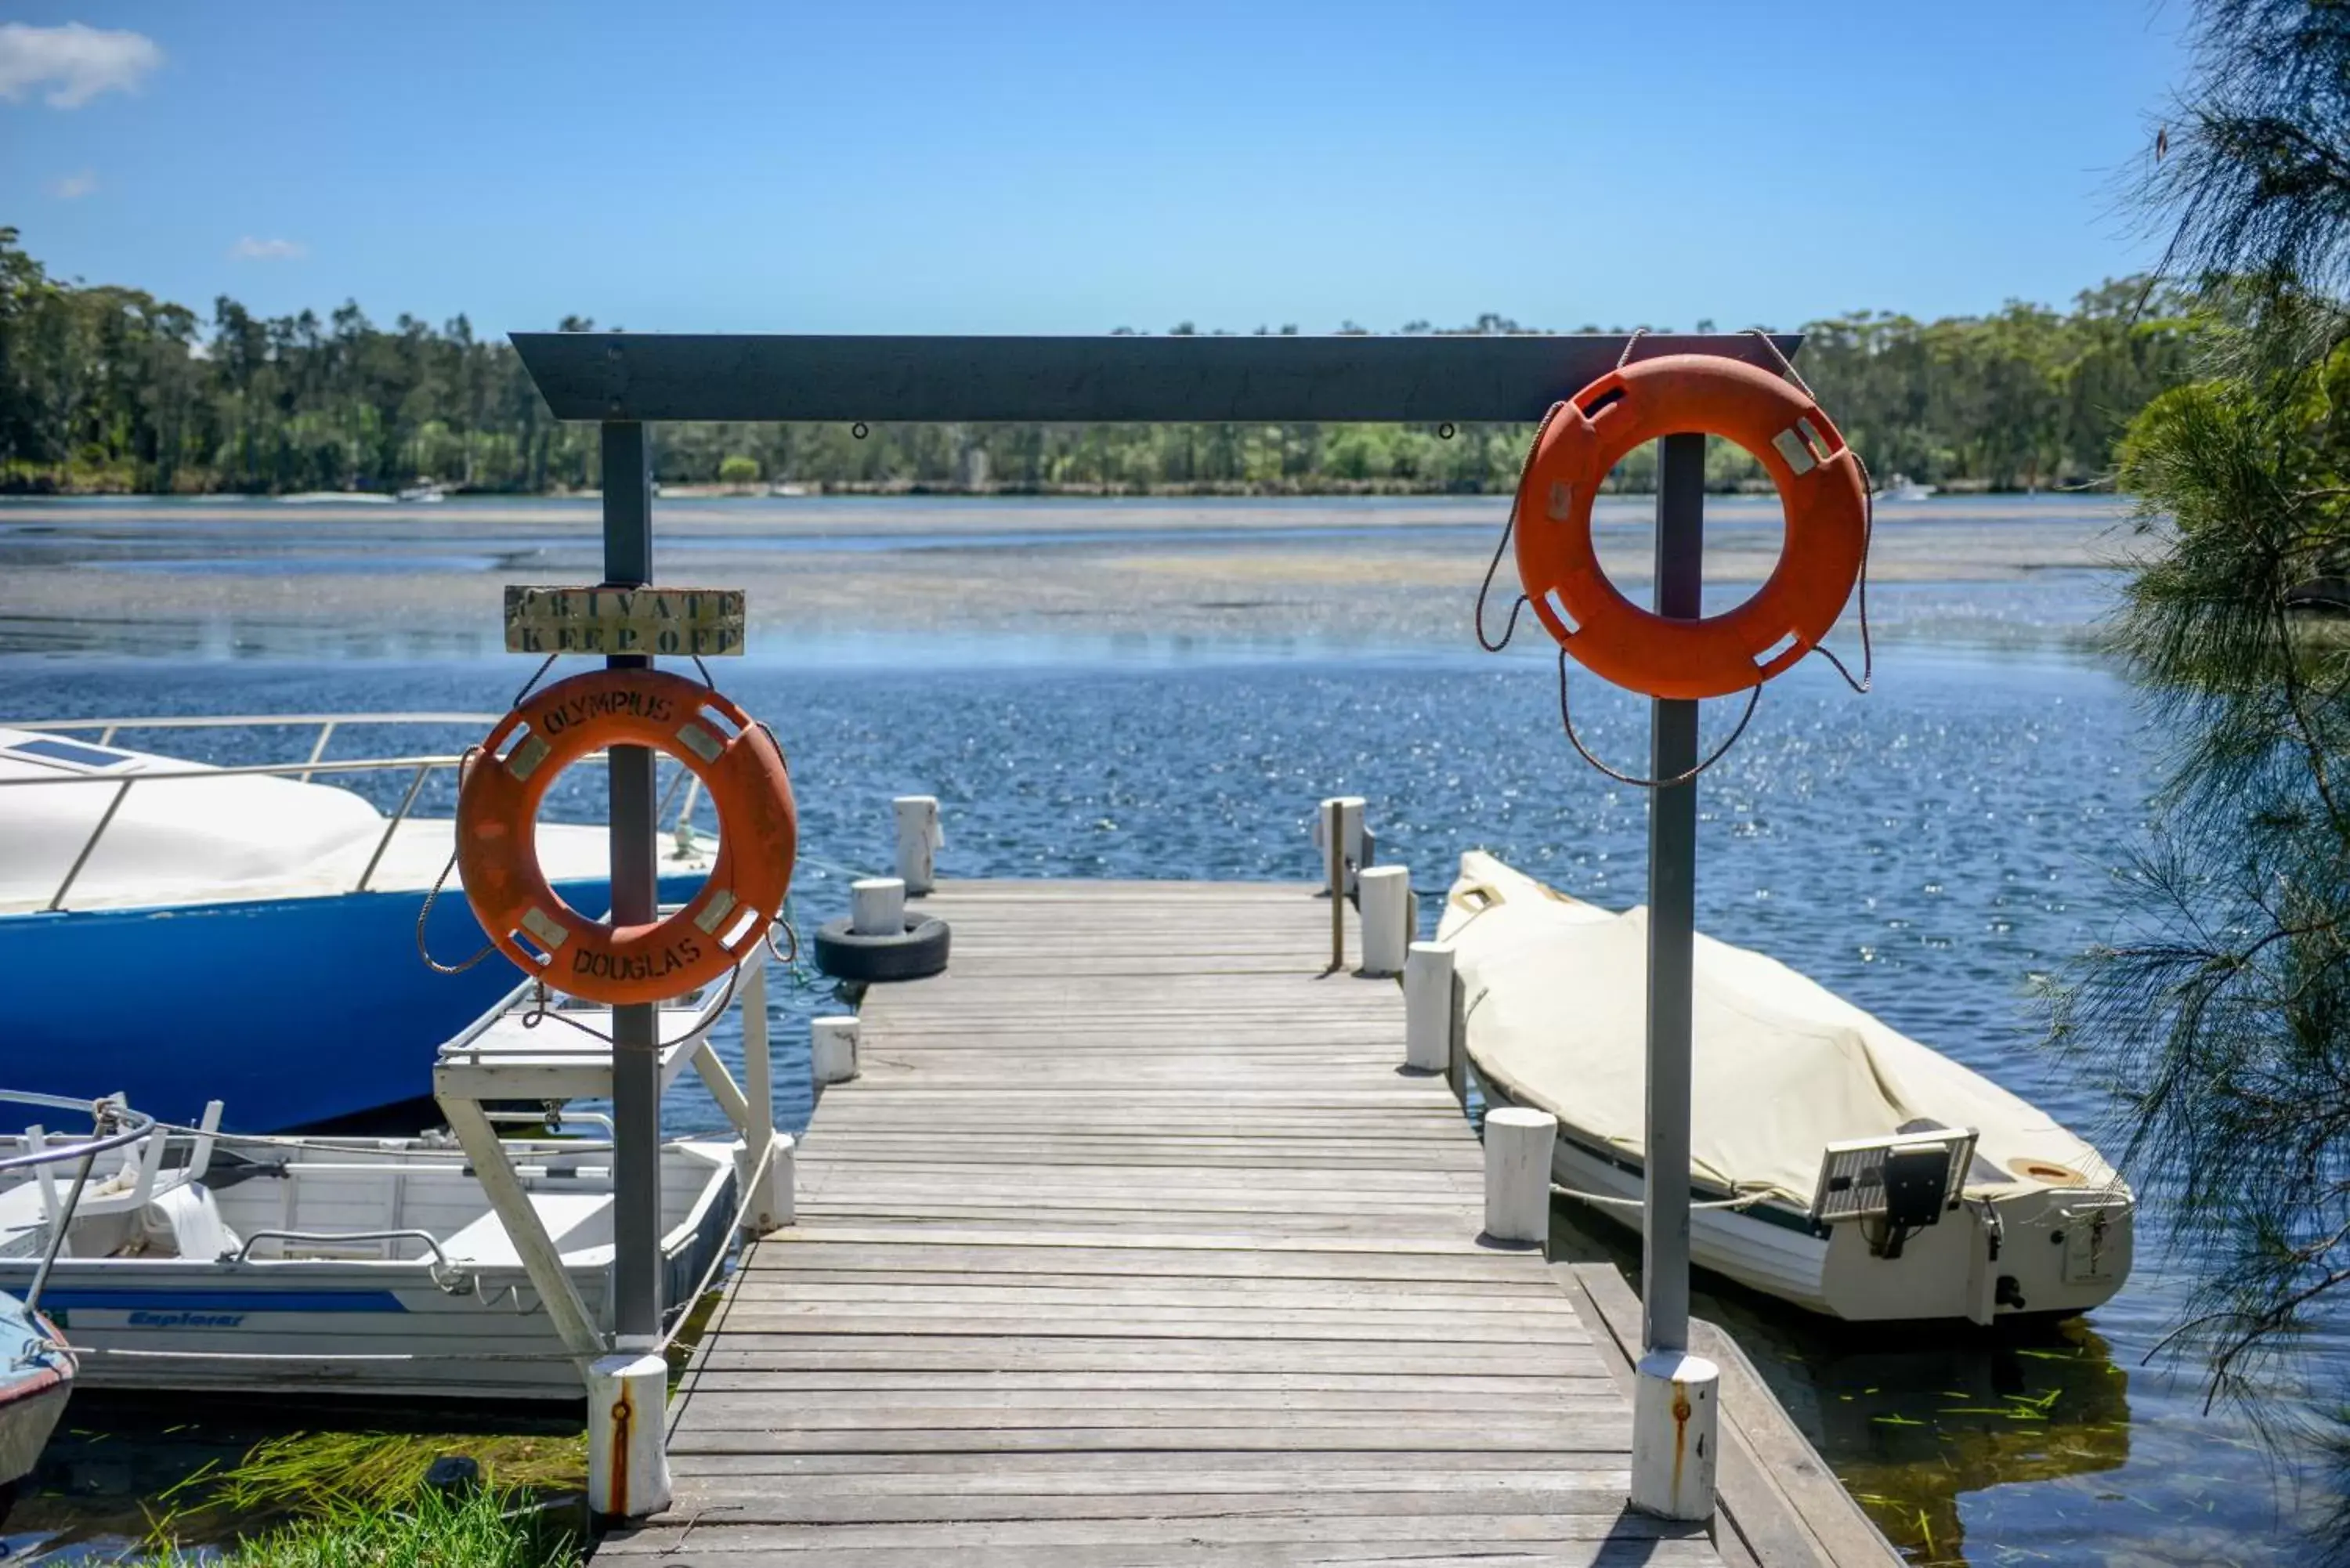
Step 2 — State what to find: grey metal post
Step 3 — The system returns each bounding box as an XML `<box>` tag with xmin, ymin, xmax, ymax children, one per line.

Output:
<box><xmin>1641</xmin><ymin>432</ymin><xmax>1705</xmax><ymax>1357</ymax></box>
<box><xmin>602</xmin><ymin>421</ymin><xmax>663</xmax><ymax>1351</ymax></box>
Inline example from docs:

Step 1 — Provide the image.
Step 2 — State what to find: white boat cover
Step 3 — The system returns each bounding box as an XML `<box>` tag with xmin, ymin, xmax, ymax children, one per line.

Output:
<box><xmin>0</xmin><ymin>726</ymin><xmax>677</xmax><ymax>912</ymax></box>
<box><xmin>1438</xmin><ymin>851</ymin><xmax>2118</xmax><ymax>1207</ymax></box>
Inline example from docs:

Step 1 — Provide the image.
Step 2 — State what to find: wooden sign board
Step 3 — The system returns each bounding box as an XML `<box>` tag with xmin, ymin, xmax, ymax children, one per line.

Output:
<box><xmin>504</xmin><ymin>586</ymin><xmax>746</xmax><ymax>656</ymax></box>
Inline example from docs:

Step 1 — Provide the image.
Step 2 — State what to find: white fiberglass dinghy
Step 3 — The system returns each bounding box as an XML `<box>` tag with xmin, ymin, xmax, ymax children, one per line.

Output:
<box><xmin>1439</xmin><ymin>852</ymin><xmax>2133</xmax><ymax>1325</ymax></box>
<box><xmin>0</xmin><ymin>1106</ymin><xmax>736</xmax><ymax>1400</ymax></box>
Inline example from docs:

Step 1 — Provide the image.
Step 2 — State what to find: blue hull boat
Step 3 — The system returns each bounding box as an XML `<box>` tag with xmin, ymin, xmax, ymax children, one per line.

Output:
<box><xmin>4</xmin><ymin>871</ymin><xmax>708</xmax><ymax>1132</ymax></box>
<box><xmin>0</xmin><ymin>715</ymin><xmax>719</xmax><ymax>1132</ymax></box>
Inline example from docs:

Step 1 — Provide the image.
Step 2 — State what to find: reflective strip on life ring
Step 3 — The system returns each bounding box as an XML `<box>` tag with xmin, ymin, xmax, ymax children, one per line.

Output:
<box><xmin>1513</xmin><ymin>353</ymin><xmax>1868</xmax><ymax>700</ymax></box>
<box><xmin>456</xmin><ymin>668</ymin><xmax>797</xmax><ymax>1005</ymax></box>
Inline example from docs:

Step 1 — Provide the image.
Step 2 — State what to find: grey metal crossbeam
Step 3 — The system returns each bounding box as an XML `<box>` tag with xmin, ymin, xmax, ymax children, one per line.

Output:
<box><xmin>509</xmin><ymin>332</ymin><xmax>1802</xmax><ymax>424</ymax></box>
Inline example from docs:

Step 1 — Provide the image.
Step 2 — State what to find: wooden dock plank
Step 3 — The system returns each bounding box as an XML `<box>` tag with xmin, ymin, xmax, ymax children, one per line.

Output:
<box><xmin>607</xmin><ymin>880</ymin><xmax>1735</xmax><ymax>1566</ymax></box>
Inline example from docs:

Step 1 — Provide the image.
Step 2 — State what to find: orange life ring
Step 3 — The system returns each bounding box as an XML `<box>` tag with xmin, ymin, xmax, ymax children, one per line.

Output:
<box><xmin>1513</xmin><ymin>353</ymin><xmax>1867</xmax><ymax>700</ymax></box>
<box><xmin>456</xmin><ymin>669</ymin><xmax>797</xmax><ymax>1005</ymax></box>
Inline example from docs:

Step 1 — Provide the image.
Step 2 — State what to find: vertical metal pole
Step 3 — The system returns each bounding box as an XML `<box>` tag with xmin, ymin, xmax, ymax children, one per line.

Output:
<box><xmin>603</xmin><ymin>421</ymin><xmax>663</xmax><ymax>1352</ymax></box>
<box><xmin>1642</xmin><ymin>432</ymin><xmax>1705</xmax><ymax>1357</ymax></box>
<box><xmin>1327</xmin><ymin>799</ymin><xmax>1344</xmax><ymax>972</ymax></box>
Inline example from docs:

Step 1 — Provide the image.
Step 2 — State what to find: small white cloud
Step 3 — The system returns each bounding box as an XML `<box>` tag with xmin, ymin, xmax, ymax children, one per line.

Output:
<box><xmin>48</xmin><ymin>169</ymin><xmax>98</xmax><ymax>200</ymax></box>
<box><xmin>230</xmin><ymin>236</ymin><xmax>307</xmax><ymax>262</ymax></box>
<box><xmin>0</xmin><ymin>23</ymin><xmax>164</xmax><ymax>109</ymax></box>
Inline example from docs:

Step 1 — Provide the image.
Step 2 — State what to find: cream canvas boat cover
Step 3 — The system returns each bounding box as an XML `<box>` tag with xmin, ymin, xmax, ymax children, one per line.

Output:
<box><xmin>1437</xmin><ymin>851</ymin><xmax>2120</xmax><ymax>1207</ymax></box>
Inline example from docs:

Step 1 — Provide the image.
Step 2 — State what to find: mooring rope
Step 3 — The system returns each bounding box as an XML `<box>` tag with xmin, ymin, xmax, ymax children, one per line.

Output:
<box><xmin>1554</xmin><ymin>653</ymin><xmax>1763</xmax><ymax>790</ymax></box>
<box><xmin>1550</xmin><ymin>1180</ymin><xmax>1777</xmax><ymax>1213</ymax></box>
<box><xmin>653</xmin><ymin>1132</ymin><xmax>778</xmax><ymax>1357</ymax></box>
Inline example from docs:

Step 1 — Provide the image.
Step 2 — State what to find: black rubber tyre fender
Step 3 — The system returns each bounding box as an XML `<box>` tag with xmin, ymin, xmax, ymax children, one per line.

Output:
<box><xmin>813</xmin><ymin>914</ymin><xmax>951</xmax><ymax>983</ymax></box>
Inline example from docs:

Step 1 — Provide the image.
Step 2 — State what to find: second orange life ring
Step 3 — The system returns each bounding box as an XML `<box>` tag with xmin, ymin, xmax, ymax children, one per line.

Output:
<box><xmin>456</xmin><ymin>668</ymin><xmax>797</xmax><ymax>1006</ymax></box>
<box><xmin>1513</xmin><ymin>353</ymin><xmax>1867</xmax><ymax>700</ymax></box>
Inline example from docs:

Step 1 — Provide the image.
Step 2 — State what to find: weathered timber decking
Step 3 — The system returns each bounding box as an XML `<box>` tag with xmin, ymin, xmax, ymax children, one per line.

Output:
<box><xmin>601</xmin><ymin>880</ymin><xmax>1731</xmax><ymax>1566</ymax></box>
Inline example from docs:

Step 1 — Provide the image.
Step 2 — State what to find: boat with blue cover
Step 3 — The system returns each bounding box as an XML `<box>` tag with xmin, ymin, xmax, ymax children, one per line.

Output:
<box><xmin>0</xmin><ymin>715</ymin><xmax>713</xmax><ymax>1131</ymax></box>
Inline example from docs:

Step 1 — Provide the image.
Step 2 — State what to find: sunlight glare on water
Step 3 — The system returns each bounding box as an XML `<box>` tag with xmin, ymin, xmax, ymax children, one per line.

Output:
<box><xmin>1</xmin><ymin>494</ymin><xmax>2340</xmax><ymax>1565</ymax></box>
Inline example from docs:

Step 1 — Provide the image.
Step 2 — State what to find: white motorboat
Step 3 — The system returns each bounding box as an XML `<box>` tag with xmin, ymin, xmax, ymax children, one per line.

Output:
<box><xmin>0</xmin><ymin>1107</ymin><xmax>739</xmax><ymax>1401</ymax></box>
<box><xmin>1873</xmin><ymin>473</ymin><xmax>1936</xmax><ymax>502</ymax></box>
<box><xmin>1439</xmin><ymin>852</ymin><xmax>2134</xmax><ymax>1325</ymax></box>
<box><xmin>0</xmin><ymin>715</ymin><xmax>714</xmax><ymax>1129</ymax></box>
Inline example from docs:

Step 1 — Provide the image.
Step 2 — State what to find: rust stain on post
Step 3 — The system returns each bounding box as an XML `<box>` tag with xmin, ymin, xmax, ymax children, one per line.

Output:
<box><xmin>606</xmin><ymin>1378</ymin><xmax>636</xmax><ymax>1518</ymax></box>
<box><xmin>1672</xmin><ymin>1379</ymin><xmax>1693</xmax><ymax>1499</ymax></box>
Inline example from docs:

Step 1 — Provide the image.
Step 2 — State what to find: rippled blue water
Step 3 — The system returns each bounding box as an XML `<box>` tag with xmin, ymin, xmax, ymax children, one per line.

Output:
<box><xmin>2</xmin><ymin>497</ymin><xmax>2342</xmax><ymax>1565</ymax></box>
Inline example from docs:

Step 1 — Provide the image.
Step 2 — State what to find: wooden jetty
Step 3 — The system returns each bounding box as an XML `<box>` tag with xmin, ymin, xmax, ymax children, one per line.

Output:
<box><xmin>598</xmin><ymin>880</ymin><xmax>1894</xmax><ymax>1567</ymax></box>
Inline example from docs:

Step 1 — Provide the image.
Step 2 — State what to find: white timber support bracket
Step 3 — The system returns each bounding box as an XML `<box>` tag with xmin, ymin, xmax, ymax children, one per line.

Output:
<box><xmin>736</xmin><ymin>952</ymin><xmax>794</xmax><ymax>1235</ymax></box>
<box><xmin>436</xmin><ymin>1096</ymin><xmax>606</xmax><ymax>1364</ymax></box>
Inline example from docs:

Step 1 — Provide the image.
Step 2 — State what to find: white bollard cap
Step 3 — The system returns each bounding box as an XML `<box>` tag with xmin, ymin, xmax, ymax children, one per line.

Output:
<box><xmin>851</xmin><ymin>876</ymin><xmax>908</xmax><ymax>935</ymax></box>
<box><xmin>1636</xmin><ymin>1347</ymin><xmax>1719</xmax><ymax>1384</ymax></box>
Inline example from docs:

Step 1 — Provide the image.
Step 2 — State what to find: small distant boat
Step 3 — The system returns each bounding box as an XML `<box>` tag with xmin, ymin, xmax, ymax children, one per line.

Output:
<box><xmin>768</xmin><ymin>482</ymin><xmax>818</xmax><ymax>497</ymax></box>
<box><xmin>0</xmin><ymin>1104</ymin><xmax>738</xmax><ymax>1401</ymax></box>
<box><xmin>0</xmin><ymin>716</ymin><xmax>713</xmax><ymax>1131</ymax></box>
<box><xmin>1440</xmin><ymin>852</ymin><xmax>2134</xmax><ymax>1325</ymax></box>
<box><xmin>275</xmin><ymin>491</ymin><xmax>397</xmax><ymax>505</ymax></box>
<box><xmin>395</xmin><ymin>482</ymin><xmax>448</xmax><ymax>504</ymax></box>
<box><xmin>1873</xmin><ymin>474</ymin><xmax>1936</xmax><ymax>502</ymax></box>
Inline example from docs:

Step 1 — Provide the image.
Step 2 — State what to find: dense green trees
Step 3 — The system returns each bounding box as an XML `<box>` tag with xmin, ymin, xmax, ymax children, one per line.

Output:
<box><xmin>0</xmin><ymin>227</ymin><xmax>2201</xmax><ymax>497</ymax></box>
<box><xmin>2045</xmin><ymin>2</ymin><xmax>2350</xmax><ymax>1506</ymax></box>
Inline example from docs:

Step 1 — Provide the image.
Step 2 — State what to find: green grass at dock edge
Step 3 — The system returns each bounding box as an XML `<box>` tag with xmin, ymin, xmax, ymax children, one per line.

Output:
<box><xmin>148</xmin><ymin>1484</ymin><xmax>579</xmax><ymax>1567</ymax></box>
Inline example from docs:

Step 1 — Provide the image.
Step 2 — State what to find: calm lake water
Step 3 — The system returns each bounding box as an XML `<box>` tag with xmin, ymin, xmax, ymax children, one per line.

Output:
<box><xmin>2</xmin><ymin>494</ymin><xmax>2342</xmax><ymax>1565</ymax></box>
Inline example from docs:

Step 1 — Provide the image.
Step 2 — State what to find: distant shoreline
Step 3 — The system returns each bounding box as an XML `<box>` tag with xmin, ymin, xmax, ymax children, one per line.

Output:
<box><xmin>2</xmin><ymin>475</ymin><xmax>2088</xmax><ymax>502</ymax></box>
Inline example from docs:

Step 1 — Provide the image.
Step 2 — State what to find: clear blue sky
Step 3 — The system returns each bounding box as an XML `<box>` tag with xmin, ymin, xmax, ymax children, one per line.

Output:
<box><xmin>1</xmin><ymin>1</ymin><xmax>2189</xmax><ymax>338</ymax></box>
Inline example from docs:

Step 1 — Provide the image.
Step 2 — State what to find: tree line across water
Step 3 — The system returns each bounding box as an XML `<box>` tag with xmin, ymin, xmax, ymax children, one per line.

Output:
<box><xmin>0</xmin><ymin>228</ymin><xmax>2204</xmax><ymax>497</ymax></box>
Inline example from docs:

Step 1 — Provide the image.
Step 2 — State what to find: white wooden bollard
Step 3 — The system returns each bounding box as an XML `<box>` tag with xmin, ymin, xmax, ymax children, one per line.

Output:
<box><xmin>587</xmin><ymin>1351</ymin><xmax>671</xmax><ymax>1519</ymax></box>
<box><xmin>893</xmin><ymin>795</ymin><xmax>942</xmax><ymax>894</ymax></box>
<box><xmin>851</xmin><ymin>876</ymin><xmax>906</xmax><ymax>936</ymax></box>
<box><xmin>1312</xmin><ymin>796</ymin><xmax>1368</xmax><ymax>894</ymax></box>
<box><xmin>1483</xmin><ymin>1106</ymin><xmax>1556</xmax><ymax>1245</ymax></box>
<box><xmin>1402</xmin><ymin>941</ymin><xmax>1455</xmax><ymax>1071</ymax></box>
<box><xmin>735</xmin><ymin>1132</ymin><xmax>795</xmax><ymax>1234</ymax></box>
<box><xmin>1632</xmin><ymin>1349</ymin><xmax>1721</xmax><ymax>1521</ymax></box>
<box><xmin>812</xmin><ymin>1015</ymin><xmax>861</xmax><ymax>1086</ymax></box>
<box><xmin>1357</xmin><ymin>865</ymin><xmax>1410</xmax><ymax>977</ymax></box>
